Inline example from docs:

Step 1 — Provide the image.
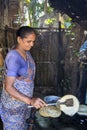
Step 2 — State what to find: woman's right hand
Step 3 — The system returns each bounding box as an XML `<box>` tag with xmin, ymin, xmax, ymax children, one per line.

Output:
<box><xmin>30</xmin><ymin>97</ymin><xmax>47</xmax><ymax>109</ymax></box>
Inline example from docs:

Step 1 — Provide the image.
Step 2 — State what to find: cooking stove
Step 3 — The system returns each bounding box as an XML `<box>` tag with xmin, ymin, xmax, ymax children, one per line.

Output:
<box><xmin>27</xmin><ymin>108</ymin><xmax>87</xmax><ymax>130</ymax></box>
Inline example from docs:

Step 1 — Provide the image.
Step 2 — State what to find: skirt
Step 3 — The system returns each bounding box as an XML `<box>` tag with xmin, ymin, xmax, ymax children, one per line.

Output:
<box><xmin>0</xmin><ymin>79</ymin><xmax>34</xmax><ymax>130</ymax></box>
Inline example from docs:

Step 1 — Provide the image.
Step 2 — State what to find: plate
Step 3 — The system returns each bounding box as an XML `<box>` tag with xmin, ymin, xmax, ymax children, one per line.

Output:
<box><xmin>77</xmin><ymin>111</ymin><xmax>87</xmax><ymax>116</ymax></box>
<box><xmin>77</xmin><ymin>105</ymin><xmax>87</xmax><ymax>116</ymax></box>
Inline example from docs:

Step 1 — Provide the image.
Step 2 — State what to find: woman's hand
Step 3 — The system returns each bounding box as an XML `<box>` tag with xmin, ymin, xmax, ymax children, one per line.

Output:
<box><xmin>30</xmin><ymin>98</ymin><xmax>47</xmax><ymax>109</ymax></box>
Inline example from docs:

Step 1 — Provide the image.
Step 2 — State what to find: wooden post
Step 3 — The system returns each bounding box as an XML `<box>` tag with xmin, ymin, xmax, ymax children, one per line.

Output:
<box><xmin>57</xmin><ymin>21</ymin><xmax>64</xmax><ymax>96</ymax></box>
<box><xmin>5</xmin><ymin>25</ymin><xmax>8</xmax><ymax>53</ymax></box>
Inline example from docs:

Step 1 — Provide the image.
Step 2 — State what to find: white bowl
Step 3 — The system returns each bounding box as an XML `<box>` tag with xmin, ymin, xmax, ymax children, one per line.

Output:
<box><xmin>44</xmin><ymin>95</ymin><xmax>60</xmax><ymax>103</ymax></box>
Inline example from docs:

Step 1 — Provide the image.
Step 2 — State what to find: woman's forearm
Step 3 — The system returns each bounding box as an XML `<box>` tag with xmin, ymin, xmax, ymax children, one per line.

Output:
<box><xmin>5</xmin><ymin>84</ymin><xmax>32</xmax><ymax>105</ymax></box>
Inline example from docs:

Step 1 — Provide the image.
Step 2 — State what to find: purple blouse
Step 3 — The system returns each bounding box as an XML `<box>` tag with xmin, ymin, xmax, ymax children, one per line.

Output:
<box><xmin>5</xmin><ymin>50</ymin><xmax>36</xmax><ymax>81</ymax></box>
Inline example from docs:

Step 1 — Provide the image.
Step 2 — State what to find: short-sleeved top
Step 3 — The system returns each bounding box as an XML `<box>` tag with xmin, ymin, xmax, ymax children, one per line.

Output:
<box><xmin>4</xmin><ymin>50</ymin><xmax>36</xmax><ymax>81</ymax></box>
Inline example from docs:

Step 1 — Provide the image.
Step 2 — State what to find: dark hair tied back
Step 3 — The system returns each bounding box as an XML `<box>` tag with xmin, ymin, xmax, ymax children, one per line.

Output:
<box><xmin>16</xmin><ymin>26</ymin><xmax>36</xmax><ymax>39</ymax></box>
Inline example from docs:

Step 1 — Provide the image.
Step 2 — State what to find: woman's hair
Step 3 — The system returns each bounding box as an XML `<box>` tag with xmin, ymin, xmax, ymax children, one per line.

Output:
<box><xmin>16</xmin><ymin>26</ymin><xmax>36</xmax><ymax>38</ymax></box>
<box><xmin>12</xmin><ymin>26</ymin><xmax>36</xmax><ymax>49</ymax></box>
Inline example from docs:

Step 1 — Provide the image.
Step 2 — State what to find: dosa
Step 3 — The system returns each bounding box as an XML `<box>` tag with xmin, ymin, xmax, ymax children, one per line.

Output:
<box><xmin>59</xmin><ymin>95</ymin><xmax>79</xmax><ymax>116</ymax></box>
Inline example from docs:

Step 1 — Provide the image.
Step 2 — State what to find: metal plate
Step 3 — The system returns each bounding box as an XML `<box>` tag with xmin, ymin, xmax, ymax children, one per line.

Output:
<box><xmin>77</xmin><ymin>105</ymin><xmax>87</xmax><ymax>116</ymax></box>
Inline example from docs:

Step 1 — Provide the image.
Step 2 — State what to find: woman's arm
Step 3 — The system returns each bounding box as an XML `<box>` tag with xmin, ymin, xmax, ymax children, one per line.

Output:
<box><xmin>5</xmin><ymin>76</ymin><xmax>47</xmax><ymax>109</ymax></box>
<box><xmin>5</xmin><ymin>76</ymin><xmax>32</xmax><ymax>104</ymax></box>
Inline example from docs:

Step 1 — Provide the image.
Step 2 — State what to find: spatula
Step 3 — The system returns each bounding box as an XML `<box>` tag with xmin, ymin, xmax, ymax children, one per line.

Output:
<box><xmin>28</xmin><ymin>98</ymin><xmax>73</xmax><ymax>108</ymax></box>
<box><xmin>47</xmin><ymin>98</ymin><xmax>73</xmax><ymax>107</ymax></box>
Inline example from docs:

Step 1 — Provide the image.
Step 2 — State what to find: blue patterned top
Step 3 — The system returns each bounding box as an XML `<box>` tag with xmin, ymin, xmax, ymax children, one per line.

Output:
<box><xmin>5</xmin><ymin>50</ymin><xmax>35</xmax><ymax>80</ymax></box>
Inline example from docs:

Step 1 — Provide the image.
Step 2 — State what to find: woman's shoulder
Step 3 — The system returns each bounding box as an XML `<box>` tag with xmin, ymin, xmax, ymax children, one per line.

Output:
<box><xmin>7</xmin><ymin>49</ymin><xmax>18</xmax><ymax>55</ymax></box>
<box><xmin>6</xmin><ymin>50</ymin><xmax>20</xmax><ymax>60</ymax></box>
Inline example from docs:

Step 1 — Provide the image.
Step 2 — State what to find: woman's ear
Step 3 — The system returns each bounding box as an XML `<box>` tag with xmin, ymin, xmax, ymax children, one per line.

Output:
<box><xmin>17</xmin><ymin>36</ymin><xmax>21</xmax><ymax>43</ymax></box>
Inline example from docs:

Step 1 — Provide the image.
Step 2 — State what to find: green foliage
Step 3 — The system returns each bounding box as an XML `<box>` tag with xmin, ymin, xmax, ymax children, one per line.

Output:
<box><xmin>46</xmin><ymin>6</ymin><xmax>54</xmax><ymax>13</ymax></box>
<box><xmin>73</xmin><ymin>49</ymin><xmax>79</xmax><ymax>57</ymax></box>
<box><xmin>64</xmin><ymin>17</ymin><xmax>75</xmax><ymax>29</ymax></box>
<box><xmin>64</xmin><ymin>17</ymin><xmax>76</xmax><ymax>41</ymax></box>
<box><xmin>23</xmin><ymin>0</ymin><xmax>54</xmax><ymax>27</ymax></box>
<box><xmin>44</xmin><ymin>18</ymin><xmax>56</xmax><ymax>25</ymax></box>
<box><xmin>25</xmin><ymin>0</ymin><xmax>31</xmax><ymax>3</ymax></box>
<box><xmin>27</xmin><ymin>0</ymin><xmax>44</xmax><ymax>27</ymax></box>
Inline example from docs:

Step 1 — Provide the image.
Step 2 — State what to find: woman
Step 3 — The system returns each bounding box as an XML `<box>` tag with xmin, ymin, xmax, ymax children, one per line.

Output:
<box><xmin>0</xmin><ymin>26</ymin><xmax>46</xmax><ymax>130</ymax></box>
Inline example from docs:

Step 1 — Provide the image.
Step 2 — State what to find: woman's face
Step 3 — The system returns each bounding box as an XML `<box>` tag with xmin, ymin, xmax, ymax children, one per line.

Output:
<box><xmin>17</xmin><ymin>33</ymin><xmax>36</xmax><ymax>51</ymax></box>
